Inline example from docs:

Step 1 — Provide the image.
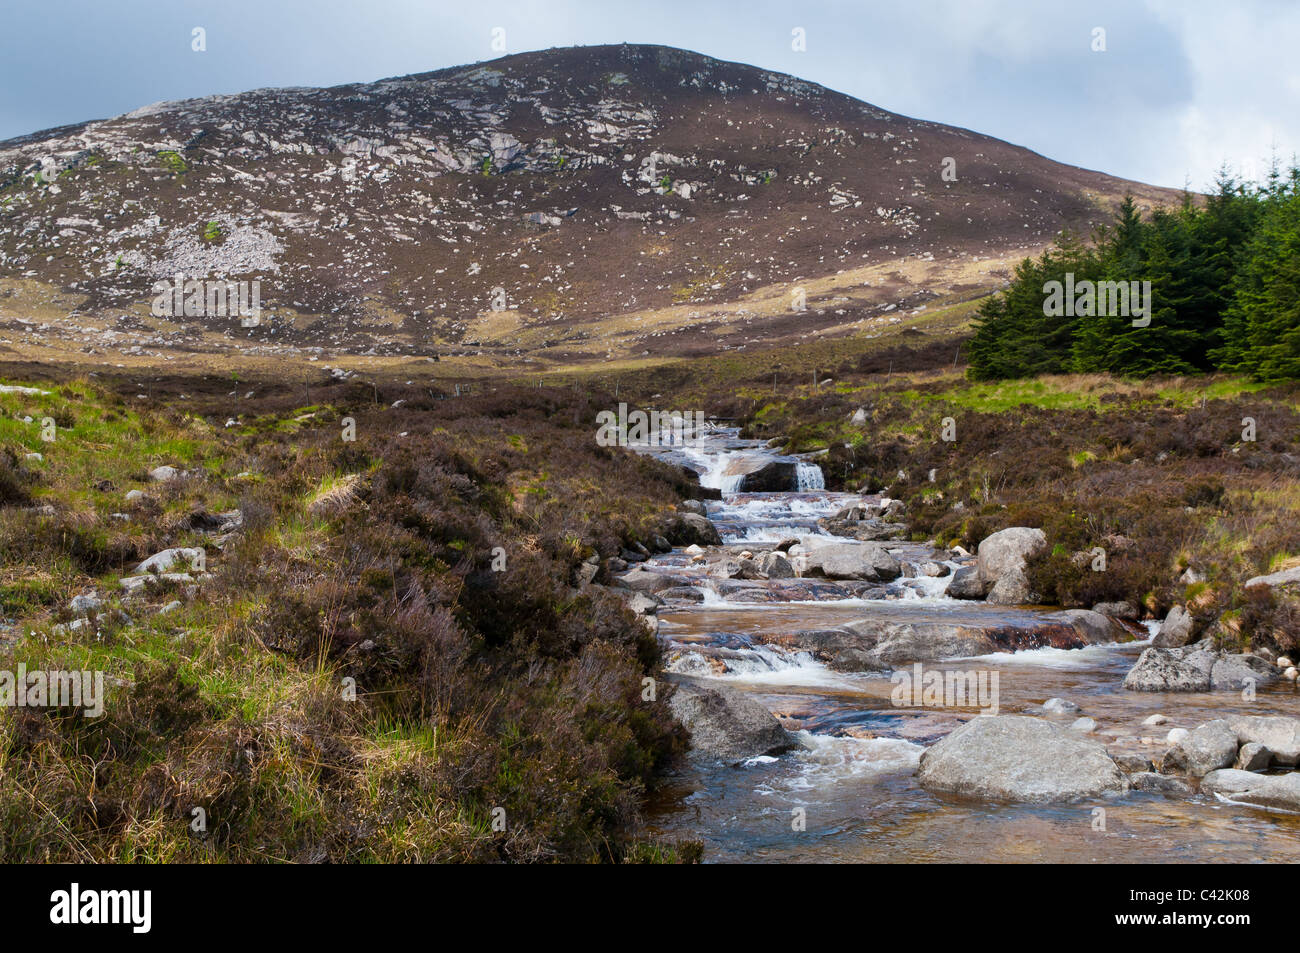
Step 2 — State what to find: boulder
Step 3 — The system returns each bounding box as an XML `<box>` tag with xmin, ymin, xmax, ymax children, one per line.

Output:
<box><xmin>617</xmin><ymin>568</ymin><xmax>677</xmax><ymax>594</ymax></box>
<box><xmin>667</xmin><ymin>679</ymin><xmax>798</xmax><ymax>762</ymax></box>
<box><xmin>1235</xmin><ymin>742</ymin><xmax>1272</xmax><ymax>771</ymax></box>
<box><xmin>976</xmin><ymin>527</ymin><xmax>1047</xmax><ymax>605</ymax></box>
<box><xmin>1243</xmin><ymin>566</ymin><xmax>1300</xmax><ymax>591</ymax></box>
<box><xmin>69</xmin><ymin>591</ymin><xmax>103</xmax><ymax>616</ymax></box>
<box><xmin>1092</xmin><ymin>601</ymin><xmax>1138</xmax><ymax>620</ymax></box>
<box><xmin>1219</xmin><ymin>773</ymin><xmax>1300</xmax><ymax>813</ymax></box>
<box><xmin>1226</xmin><ymin>715</ymin><xmax>1300</xmax><ymax>766</ymax></box>
<box><xmin>661</xmin><ymin>512</ymin><xmax>722</xmax><ymax>547</ymax></box>
<box><xmin>944</xmin><ymin>565</ymin><xmax>988</xmax><ymax>600</ymax></box>
<box><xmin>678</xmin><ymin>499</ymin><xmax>708</xmax><ymax>517</ymax></box>
<box><xmin>727</xmin><ymin>458</ymin><xmax>796</xmax><ymax>492</ymax></box>
<box><xmin>1111</xmin><ymin>753</ymin><xmax>1154</xmax><ymax>773</ymax></box>
<box><xmin>1042</xmin><ymin>697</ymin><xmax>1081</xmax><ymax>714</ymax></box>
<box><xmin>1209</xmin><ymin>653</ymin><xmax>1278</xmax><ymax>691</ymax></box>
<box><xmin>917</xmin><ymin>715</ymin><xmax>1127</xmax><ymax>802</ymax></box>
<box><xmin>1160</xmin><ymin>720</ymin><xmax>1239</xmax><ymax>777</ymax></box>
<box><xmin>757</xmin><ymin>551</ymin><xmax>794</xmax><ymax>579</ymax></box>
<box><xmin>1200</xmin><ymin>768</ymin><xmax>1264</xmax><ymax>797</ymax></box>
<box><xmin>1129</xmin><ymin>772</ymin><xmax>1194</xmax><ymax>796</ymax></box>
<box><xmin>802</xmin><ymin>542</ymin><xmax>901</xmax><ymax>582</ymax></box>
<box><xmin>1122</xmin><ymin>645</ymin><xmax>1217</xmax><ymax>692</ymax></box>
<box><xmin>136</xmin><ymin>547</ymin><xmax>204</xmax><ymax>574</ymax></box>
<box><xmin>1151</xmin><ymin>605</ymin><xmax>1194</xmax><ymax>648</ymax></box>
<box><xmin>148</xmin><ymin>465</ymin><xmax>184</xmax><ymax>482</ymax></box>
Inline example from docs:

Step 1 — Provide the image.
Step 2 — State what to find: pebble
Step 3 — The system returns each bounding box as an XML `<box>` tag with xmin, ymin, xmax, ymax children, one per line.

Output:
<box><xmin>1166</xmin><ymin>727</ymin><xmax>1190</xmax><ymax>745</ymax></box>
<box><xmin>1142</xmin><ymin>714</ymin><xmax>1168</xmax><ymax>726</ymax></box>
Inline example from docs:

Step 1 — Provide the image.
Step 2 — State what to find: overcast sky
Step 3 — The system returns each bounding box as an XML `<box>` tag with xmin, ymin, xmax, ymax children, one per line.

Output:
<box><xmin>2</xmin><ymin>0</ymin><xmax>1296</xmax><ymax>191</ymax></box>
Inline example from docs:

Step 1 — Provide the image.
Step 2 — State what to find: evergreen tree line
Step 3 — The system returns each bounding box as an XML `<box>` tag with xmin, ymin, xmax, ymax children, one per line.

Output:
<box><xmin>968</xmin><ymin>164</ymin><xmax>1300</xmax><ymax>381</ymax></box>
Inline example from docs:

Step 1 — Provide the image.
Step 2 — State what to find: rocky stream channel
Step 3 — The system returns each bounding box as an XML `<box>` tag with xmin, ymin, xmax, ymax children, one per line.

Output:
<box><xmin>617</xmin><ymin>431</ymin><xmax>1300</xmax><ymax>862</ymax></box>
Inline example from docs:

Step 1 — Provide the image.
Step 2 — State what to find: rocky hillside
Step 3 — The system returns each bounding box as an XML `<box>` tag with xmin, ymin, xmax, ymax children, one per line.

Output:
<box><xmin>0</xmin><ymin>44</ymin><xmax>1177</xmax><ymax>370</ymax></box>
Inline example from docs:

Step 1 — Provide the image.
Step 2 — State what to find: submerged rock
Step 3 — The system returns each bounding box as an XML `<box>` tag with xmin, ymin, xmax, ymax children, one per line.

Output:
<box><xmin>917</xmin><ymin>715</ymin><xmax>1127</xmax><ymax>802</ymax></box>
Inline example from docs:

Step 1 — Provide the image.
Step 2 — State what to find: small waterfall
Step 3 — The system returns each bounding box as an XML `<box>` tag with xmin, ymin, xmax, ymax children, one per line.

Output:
<box><xmin>795</xmin><ymin>461</ymin><xmax>825</xmax><ymax>491</ymax></box>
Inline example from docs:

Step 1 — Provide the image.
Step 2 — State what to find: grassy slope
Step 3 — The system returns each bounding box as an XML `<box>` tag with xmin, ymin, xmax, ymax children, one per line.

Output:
<box><xmin>0</xmin><ymin>377</ymin><xmax>703</xmax><ymax>862</ymax></box>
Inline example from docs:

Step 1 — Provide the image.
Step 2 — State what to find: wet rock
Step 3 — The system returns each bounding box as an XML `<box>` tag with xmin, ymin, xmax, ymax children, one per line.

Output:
<box><xmin>1219</xmin><ymin>773</ymin><xmax>1300</xmax><ymax>813</ymax></box>
<box><xmin>678</xmin><ymin>499</ymin><xmax>708</xmax><ymax>517</ymax></box>
<box><xmin>1142</xmin><ymin>714</ymin><xmax>1168</xmax><ymax>726</ymax></box>
<box><xmin>620</xmin><ymin>548</ymin><xmax>649</xmax><ymax>564</ymax></box>
<box><xmin>919</xmin><ymin>561</ymin><xmax>950</xmax><ymax>578</ymax></box>
<box><xmin>1130</xmin><ymin>772</ymin><xmax>1194</xmax><ymax>796</ymax></box>
<box><xmin>757</xmin><ymin>551</ymin><xmax>794</xmax><ymax>578</ymax></box>
<box><xmin>1235</xmin><ymin>742</ymin><xmax>1272</xmax><ymax>771</ymax></box>
<box><xmin>1092</xmin><ymin>600</ymin><xmax>1138</xmax><ymax>620</ymax></box>
<box><xmin>1069</xmin><ymin>717</ymin><xmax>1097</xmax><ymax>733</ymax></box>
<box><xmin>817</xmin><ymin>517</ymin><xmax>909</xmax><ymax>541</ymax></box>
<box><xmin>1200</xmin><ymin>768</ymin><xmax>1266</xmax><ymax>797</ymax></box>
<box><xmin>976</xmin><ymin>527</ymin><xmax>1046</xmax><ymax>605</ymax></box>
<box><xmin>1160</xmin><ymin>719</ymin><xmax>1238</xmax><ymax>777</ymax></box>
<box><xmin>1042</xmin><ymin>697</ymin><xmax>1081</xmax><ymax>714</ymax></box>
<box><xmin>659</xmin><ymin>586</ymin><xmax>705</xmax><ymax>603</ymax></box>
<box><xmin>1111</xmin><ymin>752</ymin><xmax>1154</xmax><ymax>773</ymax></box>
<box><xmin>661</xmin><ymin>512</ymin><xmax>722</xmax><ymax>547</ymax></box>
<box><xmin>917</xmin><ymin>715</ymin><xmax>1127</xmax><ymax>802</ymax></box>
<box><xmin>801</xmin><ymin>541</ymin><xmax>901</xmax><ymax>582</ymax></box>
<box><xmin>667</xmin><ymin>678</ymin><xmax>798</xmax><ymax>762</ymax></box>
<box><xmin>944</xmin><ymin>565</ymin><xmax>988</xmax><ymax>600</ymax></box>
<box><xmin>733</xmin><ymin>459</ymin><xmax>796</xmax><ymax>492</ymax></box>
<box><xmin>1152</xmin><ymin>605</ymin><xmax>1194</xmax><ymax>648</ymax></box>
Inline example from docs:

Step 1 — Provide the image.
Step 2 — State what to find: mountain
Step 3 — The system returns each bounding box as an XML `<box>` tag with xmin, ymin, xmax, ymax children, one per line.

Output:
<box><xmin>0</xmin><ymin>44</ymin><xmax>1179</xmax><ymax>371</ymax></box>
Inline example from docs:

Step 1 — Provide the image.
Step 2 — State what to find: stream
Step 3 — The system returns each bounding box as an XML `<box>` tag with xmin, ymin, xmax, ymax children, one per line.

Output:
<box><xmin>633</xmin><ymin>431</ymin><xmax>1300</xmax><ymax>862</ymax></box>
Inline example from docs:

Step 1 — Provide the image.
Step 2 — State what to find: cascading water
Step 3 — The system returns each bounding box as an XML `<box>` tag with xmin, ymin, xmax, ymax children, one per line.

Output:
<box><xmin>795</xmin><ymin>461</ymin><xmax>825</xmax><ymax>491</ymax></box>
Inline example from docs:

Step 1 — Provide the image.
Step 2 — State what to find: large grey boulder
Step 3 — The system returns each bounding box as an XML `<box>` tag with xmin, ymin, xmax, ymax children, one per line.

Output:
<box><xmin>1209</xmin><ymin>654</ymin><xmax>1278</xmax><ymax>692</ymax></box>
<box><xmin>976</xmin><ymin>527</ymin><xmax>1047</xmax><ymax>605</ymax></box>
<box><xmin>668</xmin><ymin>679</ymin><xmax>798</xmax><ymax>762</ymax></box>
<box><xmin>1152</xmin><ymin>605</ymin><xmax>1194</xmax><ymax>648</ymax></box>
<box><xmin>1226</xmin><ymin>715</ymin><xmax>1300</xmax><ymax>766</ymax></box>
<box><xmin>1160</xmin><ymin>719</ymin><xmax>1239</xmax><ymax>777</ymax></box>
<box><xmin>917</xmin><ymin>715</ymin><xmax>1126</xmax><ymax>802</ymax></box>
<box><xmin>802</xmin><ymin>542</ymin><xmax>901</xmax><ymax>582</ymax></box>
<box><xmin>1125</xmin><ymin>644</ymin><xmax>1280</xmax><ymax>693</ymax></box>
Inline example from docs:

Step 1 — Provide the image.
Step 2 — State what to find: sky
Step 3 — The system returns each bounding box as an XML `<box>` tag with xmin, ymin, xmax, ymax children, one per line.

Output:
<box><xmin>1</xmin><ymin>0</ymin><xmax>1296</xmax><ymax>191</ymax></box>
